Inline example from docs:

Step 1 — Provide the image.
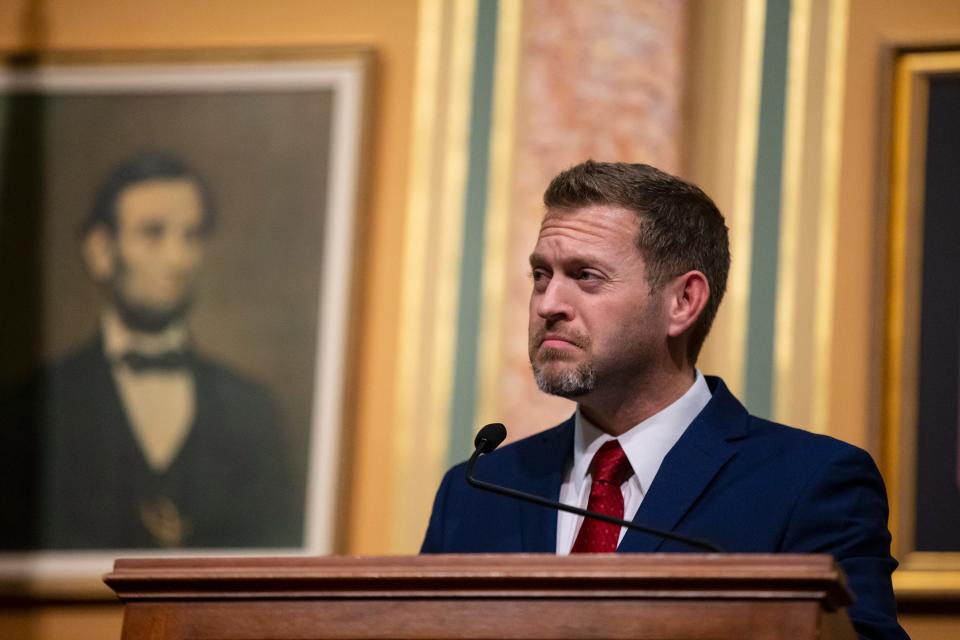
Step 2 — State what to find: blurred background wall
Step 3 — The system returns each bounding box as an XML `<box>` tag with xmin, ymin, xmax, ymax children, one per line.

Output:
<box><xmin>0</xmin><ymin>0</ymin><xmax>958</xmax><ymax>638</ymax></box>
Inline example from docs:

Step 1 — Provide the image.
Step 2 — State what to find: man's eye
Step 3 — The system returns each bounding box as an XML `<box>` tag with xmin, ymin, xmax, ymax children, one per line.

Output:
<box><xmin>530</xmin><ymin>269</ymin><xmax>550</xmax><ymax>289</ymax></box>
<box><xmin>141</xmin><ymin>224</ymin><xmax>165</xmax><ymax>241</ymax></box>
<box><xmin>577</xmin><ymin>270</ymin><xmax>600</xmax><ymax>280</ymax></box>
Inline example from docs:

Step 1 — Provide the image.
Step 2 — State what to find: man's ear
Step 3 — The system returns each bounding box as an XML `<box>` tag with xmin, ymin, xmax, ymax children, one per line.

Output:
<box><xmin>665</xmin><ymin>270</ymin><xmax>710</xmax><ymax>338</ymax></box>
<box><xmin>81</xmin><ymin>225</ymin><xmax>116</xmax><ymax>283</ymax></box>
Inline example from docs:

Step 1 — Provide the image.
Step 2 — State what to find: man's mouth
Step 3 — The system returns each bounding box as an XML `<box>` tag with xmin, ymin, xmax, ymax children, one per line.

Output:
<box><xmin>539</xmin><ymin>333</ymin><xmax>581</xmax><ymax>349</ymax></box>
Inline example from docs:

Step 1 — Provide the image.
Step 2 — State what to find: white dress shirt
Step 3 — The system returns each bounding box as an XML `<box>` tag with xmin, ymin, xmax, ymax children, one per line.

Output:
<box><xmin>555</xmin><ymin>370</ymin><xmax>712</xmax><ymax>554</ymax></box>
<box><xmin>102</xmin><ymin>309</ymin><xmax>195</xmax><ymax>473</ymax></box>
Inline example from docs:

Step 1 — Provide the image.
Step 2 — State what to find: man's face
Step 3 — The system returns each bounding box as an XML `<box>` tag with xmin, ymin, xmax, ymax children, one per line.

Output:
<box><xmin>107</xmin><ymin>178</ymin><xmax>207</xmax><ymax>330</ymax></box>
<box><xmin>527</xmin><ymin>205</ymin><xmax>669</xmax><ymax>399</ymax></box>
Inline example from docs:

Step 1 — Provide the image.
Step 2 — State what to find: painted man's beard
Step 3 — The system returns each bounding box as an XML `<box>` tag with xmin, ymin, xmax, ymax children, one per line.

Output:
<box><xmin>110</xmin><ymin>285</ymin><xmax>194</xmax><ymax>334</ymax></box>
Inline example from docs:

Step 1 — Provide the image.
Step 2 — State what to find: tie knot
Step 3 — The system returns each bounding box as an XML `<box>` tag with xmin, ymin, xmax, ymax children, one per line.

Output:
<box><xmin>589</xmin><ymin>440</ymin><xmax>633</xmax><ymax>486</ymax></box>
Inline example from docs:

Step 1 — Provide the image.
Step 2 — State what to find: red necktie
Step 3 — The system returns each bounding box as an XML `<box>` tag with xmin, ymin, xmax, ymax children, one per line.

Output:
<box><xmin>570</xmin><ymin>440</ymin><xmax>635</xmax><ymax>553</ymax></box>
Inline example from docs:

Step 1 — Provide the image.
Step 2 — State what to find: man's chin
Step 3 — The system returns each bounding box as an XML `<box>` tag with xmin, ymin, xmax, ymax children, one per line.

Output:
<box><xmin>113</xmin><ymin>296</ymin><xmax>191</xmax><ymax>333</ymax></box>
<box><xmin>531</xmin><ymin>362</ymin><xmax>596</xmax><ymax>398</ymax></box>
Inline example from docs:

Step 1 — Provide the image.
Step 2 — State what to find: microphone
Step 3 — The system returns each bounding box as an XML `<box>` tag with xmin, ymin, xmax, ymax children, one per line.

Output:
<box><xmin>465</xmin><ymin>423</ymin><xmax>724</xmax><ymax>553</ymax></box>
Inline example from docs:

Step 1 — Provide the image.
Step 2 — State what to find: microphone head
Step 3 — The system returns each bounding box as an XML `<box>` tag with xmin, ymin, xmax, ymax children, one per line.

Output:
<box><xmin>474</xmin><ymin>423</ymin><xmax>507</xmax><ymax>454</ymax></box>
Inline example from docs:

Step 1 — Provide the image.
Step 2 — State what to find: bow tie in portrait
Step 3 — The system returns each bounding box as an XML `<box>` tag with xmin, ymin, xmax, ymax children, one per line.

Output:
<box><xmin>120</xmin><ymin>351</ymin><xmax>191</xmax><ymax>372</ymax></box>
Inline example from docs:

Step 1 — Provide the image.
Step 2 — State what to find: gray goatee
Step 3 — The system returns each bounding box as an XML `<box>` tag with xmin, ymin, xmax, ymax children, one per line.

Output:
<box><xmin>532</xmin><ymin>361</ymin><xmax>597</xmax><ymax>398</ymax></box>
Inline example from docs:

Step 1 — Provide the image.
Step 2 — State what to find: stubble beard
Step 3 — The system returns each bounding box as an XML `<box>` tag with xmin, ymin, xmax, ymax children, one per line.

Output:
<box><xmin>529</xmin><ymin>331</ymin><xmax>597</xmax><ymax>398</ymax></box>
<box><xmin>532</xmin><ymin>359</ymin><xmax>597</xmax><ymax>398</ymax></box>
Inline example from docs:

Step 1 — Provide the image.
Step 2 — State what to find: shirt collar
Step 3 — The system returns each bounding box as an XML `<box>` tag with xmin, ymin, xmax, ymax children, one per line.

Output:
<box><xmin>102</xmin><ymin>307</ymin><xmax>189</xmax><ymax>362</ymax></box>
<box><xmin>572</xmin><ymin>370</ymin><xmax>712</xmax><ymax>494</ymax></box>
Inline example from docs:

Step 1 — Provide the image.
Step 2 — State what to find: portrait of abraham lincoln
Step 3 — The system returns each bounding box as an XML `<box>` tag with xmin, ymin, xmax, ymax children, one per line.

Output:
<box><xmin>0</xmin><ymin>57</ymin><xmax>355</xmax><ymax>554</ymax></box>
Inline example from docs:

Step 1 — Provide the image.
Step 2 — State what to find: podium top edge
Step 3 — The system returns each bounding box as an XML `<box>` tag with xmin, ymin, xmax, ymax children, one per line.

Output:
<box><xmin>109</xmin><ymin>552</ymin><xmax>839</xmax><ymax>575</ymax></box>
<box><xmin>103</xmin><ymin>553</ymin><xmax>851</xmax><ymax>609</ymax></box>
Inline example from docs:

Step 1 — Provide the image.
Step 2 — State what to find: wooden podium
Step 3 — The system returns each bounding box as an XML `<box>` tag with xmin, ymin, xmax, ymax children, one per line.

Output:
<box><xmin>104</xmin><ymin>554</ymin><xmax>856</xmax><ymax>639</ymax></box>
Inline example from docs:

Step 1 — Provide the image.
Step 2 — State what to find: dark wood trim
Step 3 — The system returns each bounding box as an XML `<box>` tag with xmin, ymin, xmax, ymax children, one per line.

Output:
<box><xmin>103</xmin><ymin>554</ymin><xmax>856</xmax><ymax>640</ymax></box>
<box><xmin>105</xmin><ymin>553</ymin><xmax>851</xmax><ymax>608</ymax></box>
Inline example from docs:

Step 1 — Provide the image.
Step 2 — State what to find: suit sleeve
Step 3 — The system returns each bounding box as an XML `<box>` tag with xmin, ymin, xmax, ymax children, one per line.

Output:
<box><xmin>781</xmin><ymin>445</ymin><xmax>908</xmax><ymax>640</ymax></box>
<box><xmin>420</xmin><ymin>467</ymin><xmax>454</xmax><ymax>553</ymax></box>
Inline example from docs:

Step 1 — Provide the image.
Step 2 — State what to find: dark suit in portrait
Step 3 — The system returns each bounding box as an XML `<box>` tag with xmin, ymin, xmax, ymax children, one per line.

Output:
<box><xmin>6</xmin><ymin>337</ymin><xmax>300</xmax><ymax>549</ymax></box>
<box><xmin>0</xmin><ymin>151</ymin><xmax>304</xmax><ymax>550</ymax></box>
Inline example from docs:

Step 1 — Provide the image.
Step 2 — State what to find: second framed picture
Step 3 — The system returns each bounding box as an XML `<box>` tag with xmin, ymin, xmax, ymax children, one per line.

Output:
<box><xmin>884</xmin><ymin>49</ymin><xmax>960</xmax><ymax>598</ymax></box>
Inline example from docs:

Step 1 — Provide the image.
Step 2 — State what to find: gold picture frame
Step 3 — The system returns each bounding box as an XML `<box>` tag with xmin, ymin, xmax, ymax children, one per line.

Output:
<box><xmin>884</xmin><ymin>50</ymin><xmax>960</xmax><ymax>598</ymax></box>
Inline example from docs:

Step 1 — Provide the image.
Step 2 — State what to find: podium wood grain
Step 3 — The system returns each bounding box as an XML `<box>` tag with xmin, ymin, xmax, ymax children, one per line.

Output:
<box><xmin>104</xmin><ymin>554</ymin><xmax>856</xmax><ymax>640</ymax></box>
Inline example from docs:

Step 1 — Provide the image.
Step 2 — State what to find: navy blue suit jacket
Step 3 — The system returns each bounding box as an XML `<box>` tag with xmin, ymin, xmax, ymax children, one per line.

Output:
<box><xmin>422</xmin><ymin>377</ymin><xmax>907</xmax><ymax>640</ymax></box>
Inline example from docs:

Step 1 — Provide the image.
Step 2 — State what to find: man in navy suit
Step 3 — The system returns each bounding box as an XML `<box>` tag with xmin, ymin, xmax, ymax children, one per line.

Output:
<box><xmin>421</xmin><ymin>161</ymin><xmax>907</xmax><ymax>639</ymax></box>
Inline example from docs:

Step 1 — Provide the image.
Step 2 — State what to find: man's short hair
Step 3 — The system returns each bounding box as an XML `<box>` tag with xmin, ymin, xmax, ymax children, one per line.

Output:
<box><xmin>543</xmin><ymin>160</ymin><xmax>730</xmax><ymax>363</ymax></box>
<box><xmin>82</xmin><ymin>150</ymin><xmax>217</xmax><ymax>237</ymax></box>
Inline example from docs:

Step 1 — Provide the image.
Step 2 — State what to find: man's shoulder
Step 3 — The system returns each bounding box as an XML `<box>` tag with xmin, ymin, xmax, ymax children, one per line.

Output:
<box><xmin>748</xmin><ymin>413</ymin><xmax>861</xmax><ymax>449</ymax></box>
<box><xmin>443</xmin><ymin>417</ymin><xmax>574</xmax><ymax>483</ymax></box>
<box><xmin>737</xmin><ymin>410</ymin><xmax>878</xmax><ymax>480</ymax></box>
<box><xmin>494</xmin><ymin>418</ymin><xmax>574</xmax><ymax>456</ymax></box>
<box><xmin>18</xmin><ymin>338</ymin><xmax>108</xmax><ymax>394</ymax></box>
<box><xmin>188</xmin><ymin>351</ymin><xmax>282</xmax><ymax>427</ymax></box>
<box><xmin>191</xmin><ymin>351</ymin><xmax>271</xmax><ymax>394</ymax></box>
<box><xmin>706</xmin><ymin>376</ymin><xmax>868</xmax><ymax>452</ymax></box>
<box><xmin>48</xmin><ymin>336</ymin><xmax>105</xmax><ymax>369</ymax></box>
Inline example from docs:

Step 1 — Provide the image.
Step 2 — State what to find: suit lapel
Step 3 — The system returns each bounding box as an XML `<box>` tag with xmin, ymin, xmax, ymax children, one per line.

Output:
<box><xmin>88</xmin><ymin>337</ymin><xmax>136</xmax><ymax>446</ymax></box>
<box><xmin>516</xmin><ymin>417</ymin><xmax>574</xmax><ymax>552</ymax></box>
<box><xmin>64</xmin><ymin>338</ymin><xmax>142</xmax><ymax>491</ymax></box>
<box><xmin>619</xmin><ymin>378</ymin><xmax>749</xmax><ymax>552</ymax></box>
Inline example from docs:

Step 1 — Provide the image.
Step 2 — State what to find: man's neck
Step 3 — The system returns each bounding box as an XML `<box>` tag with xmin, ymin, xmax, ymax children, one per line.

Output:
<box><xmin>102</xmin><ymin>306</ymin><xmax>188</xmax><ymax>358</ymax></box>
<box><xmin>577</xmin><ymin>367</ymin><xmax>697</xmax><ymax>436</ymax></box>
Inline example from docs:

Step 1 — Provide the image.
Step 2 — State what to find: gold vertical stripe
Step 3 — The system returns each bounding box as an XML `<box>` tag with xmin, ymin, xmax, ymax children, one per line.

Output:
<box><xmin>392</xmin><ymin>0</ymin><xmax>445</xmax><ymax>553</ymax></box>
<box><xmin>391</xmin><ymin>0</ymin><xmax>478</xmax><ymax>553</ymax></box>
<box><xmin>887</xmin><ymin>53</ymin><xmax>911</xmax><ymax>560</ymax></box>
<box><xmin>885</xmin><ymin>52</ymin><xmax>924</xmax><ymax>564</ymax></box>
<box><xmin>425</xmin><ymin>0</ymin><xmax>479</xmax><ymax>490</ymax></box>
<box><xmin>727</xmin><ymin>0</ymin><xmax>767</xmax><ymax>396</ymax></box>
<box><xmin>773</xmin><ymin>0</ymin><xmax>812</xmax><ymax>425</ymax></box>
<box><xmin>475</xmin><ymin>0</ymin><xmax>523</xmax><ymax>427</ymax></box>
<box><xmin>811</xmin><ymin>0</ymin><xmax>848</xmax><ymax>434</ymax></box>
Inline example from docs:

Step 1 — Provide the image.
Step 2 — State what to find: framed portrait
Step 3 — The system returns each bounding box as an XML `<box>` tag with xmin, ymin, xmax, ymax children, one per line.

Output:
<box><xmin>884</xmin><ymin>50</ymin><xmax>960</xmax><ymax>598</ymax></box>
<box><xmin>0</xmin><ymin>48</ymin><xmax>369</xmax><ymax>595</ymax></box>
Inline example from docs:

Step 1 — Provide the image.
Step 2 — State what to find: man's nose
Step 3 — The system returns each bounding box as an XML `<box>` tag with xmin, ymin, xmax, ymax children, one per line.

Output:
<box><xmin>161</xmin><ymin>233</ymin><xmax>202</xmax><ymax>272</ymax></box>
<box><xmin>535</xmin><ymin>277</ymin><xmax>574</xmax><ymax>321</ymax></box>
